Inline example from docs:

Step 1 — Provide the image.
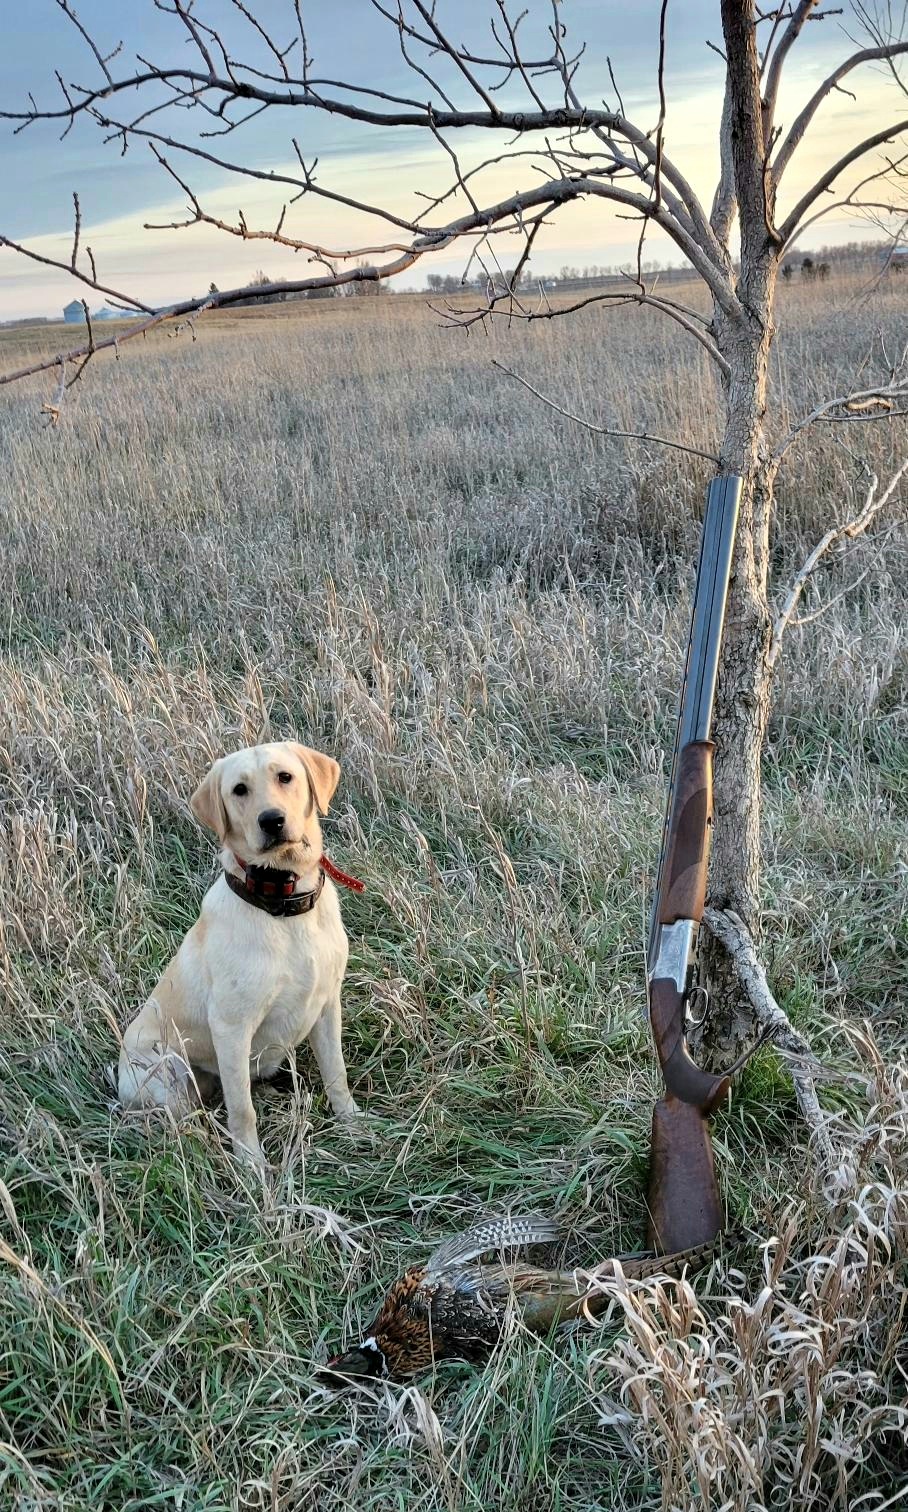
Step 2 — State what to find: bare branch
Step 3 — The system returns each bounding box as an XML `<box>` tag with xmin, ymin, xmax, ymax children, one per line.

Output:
<box><xmin>54</xmin><ymin>0</ymin><xmax>119</xmax><ymax>87</ymax></box>
<box><xmin>410</xmin><ymin>0</ymin><xmax>501</xmax><ymax>116</ymax></box>
<box><xmin>169</xmin><ymin>0</ymin><xmax>217</xmax><ymax>76</ymax></box>
<box><xmin>505</xmin><ymin>213</ymin><xmax>542</xmax><ymax>295</ymax></box>
<box><xmin>0</xmin><ymin>253</ymin><xmax>423</xmax><ymax>391</ymax></box>
<box><xmin>781</xmin><ymin>154</ymin><xmax>908</xmax><ymax>250</ymax></box>
<box><xmin>703</xmin><ymin>906</ymin><xmax>837</xmax><ymax>1166</ymax></box>
<box><xmin>102</xmin><ymin>124</ymin><xmax>737</xmax><ymax>317</ymax></box>
<box><xmin>70</xmin><ymin>190</ymin><xmax>81</xmax><ymax>271</ymax></box>
<box><xmin>3</xmin><ymin>71</ymin><xmax>622</xmax><ymax>134</ymax></box>
<box><xmin>491</xmin><ymin>360</ymin><xmax>721</xmax><ymax>463</ymax></box>
<box><xmin>773</xmin><ymin>380</ymin><xmax>908</xmax><ymax>460</ymax></box>
<box><xmin>711</xmin><ymin>75</ymin><xmax>737</xmax><ymax>243</ymax></box>
<box><xmin>225</xmin><ymin>0</ymin><xmax>294</xmax><ymax>83</ymax></box>
<box><xmin>368</xmin><ymin>0</ymin><xmax>563</xmax><ymax>76</ymax></box>
<box><xmin>493</xmin><ymin>0</ymin><xmax>547</xmax><ymax>110</ymax></box>
<box><xmin>774</xmin><ymin>39</ymin><xmax>908</xmax><ymax>182</ymax></box>
<box><xmin>768</xmin><ymin>458</ymin><xmax>908</xmax><ymax>665</ymax></box>
<box><xmin>435</xmin><ymin>264</ymin><xmax>715</xmax><ymax>341</ymax></box>
<box><xmin>144</xmin><ymin>142</ymin><xmax>411</xmax><ymax>256</ymax></box>
<box><xmin>425</xmin><ymin>109</ymin><xmax>481</xmax><ymax>216</ymax></box>
<box><xmin>778</xmin><ymin>117</ymin><xmax>908</xmax><ymax>244</ymax></box>
<box><xmin>431</xmin><ymin>178</ymin><xmax>740</xmax><ymax>320</ymax></box>
<box><xmin>0</xmin><ymin>230</ymin><xmax>155</xmax><ymax>314</ymax></box>
<box><xmin>66</xmin><ymin>299</ymin><xmax>96</xmax><ymax>391</ymax></box>
<box><xmin>762</xmin><ymin>1</ymin><xmax>820</xmax><ymax>143</ymax></box>
<box><xmin>453</xmin><ymin>277</ymin><xmax>729</xmax><ymax>371</ymax></box>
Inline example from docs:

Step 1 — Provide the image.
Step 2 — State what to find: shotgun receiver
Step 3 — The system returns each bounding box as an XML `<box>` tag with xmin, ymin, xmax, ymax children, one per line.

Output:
<box><xmin>645</xmin><ymin>473</ymin><xmax>741</xmax><ymax>1254</ymax></box>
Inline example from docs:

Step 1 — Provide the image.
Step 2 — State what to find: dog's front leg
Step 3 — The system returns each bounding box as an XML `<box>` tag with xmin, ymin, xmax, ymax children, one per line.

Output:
<box><xmin>309</xmin><ymin>991</ymin><xmax>360</xmax><ymax>1118</ymax></box>
<box><xmin>209</xmin><ymin>1013</ymin><xmax>265</xmax><ymax>1167</ymax></box>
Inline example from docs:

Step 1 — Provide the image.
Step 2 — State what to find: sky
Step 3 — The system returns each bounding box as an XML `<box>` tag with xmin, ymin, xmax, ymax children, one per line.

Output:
<box><xmin>0</xmin><ymin>0</ymin><xmax>905</xmax><ymax>320</ymax></box>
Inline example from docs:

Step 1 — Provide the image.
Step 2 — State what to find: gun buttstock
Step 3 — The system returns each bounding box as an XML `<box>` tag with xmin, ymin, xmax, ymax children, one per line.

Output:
<box><xmin>649</xmin><ymin>977</ymin><xmax>731</xmax><ymax>1113</ymax></box>
<box><xmin>646</xmin><ymin>1096</ymin><xmax>724</xmax><ymax>1252</ymax></box>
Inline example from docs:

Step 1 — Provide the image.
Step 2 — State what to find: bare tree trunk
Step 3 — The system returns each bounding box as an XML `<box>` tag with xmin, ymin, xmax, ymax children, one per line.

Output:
<box><xmin>691</xmin><ymin>0</ymin><xmax>784</xmax><ymax>1069</ymax></box>
<box><xmin>695</xmin><ymin>303</ymin><xmax>778</xmax><ymax>1067</ymax></box>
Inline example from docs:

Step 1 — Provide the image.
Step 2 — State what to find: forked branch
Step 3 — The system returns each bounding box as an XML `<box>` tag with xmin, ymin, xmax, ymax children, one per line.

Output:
<box><xmin>768</xmin><ymin>459</ymin><xmax>908</xmax><ymax>666</ymax></box>
<box><xmin>703</xmin><ymin>906</ymin><xmax>837</xmax><ymax>1166</ymax></box>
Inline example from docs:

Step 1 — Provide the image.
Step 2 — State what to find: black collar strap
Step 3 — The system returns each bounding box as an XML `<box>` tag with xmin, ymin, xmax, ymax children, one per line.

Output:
<box><xmin>225</xmin><ymin>861</ymin><xmax>325</xmax><ymax>918</ymax></box>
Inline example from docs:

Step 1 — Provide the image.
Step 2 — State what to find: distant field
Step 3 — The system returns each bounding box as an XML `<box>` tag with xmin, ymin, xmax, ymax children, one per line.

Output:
<box><xmin>1</xmin><ymin>272</ymin><xmax>906</xmax><ymax>1509</ymax></box>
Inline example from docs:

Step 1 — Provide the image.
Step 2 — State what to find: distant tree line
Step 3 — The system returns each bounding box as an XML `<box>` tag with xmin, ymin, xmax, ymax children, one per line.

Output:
<box><xmin>779</xmin><ymin>239</ymin><xmax>908</xmax><ymax>281</ymax></box>
<box><xmin>424</xmin><ymin>257</ymin><xmax>681</xmax><ymax>296</ymax></box>
<box><xmin>426</xmin><ymin>269</ymin><xmax>524</xmax><ymax>294</ymax></box>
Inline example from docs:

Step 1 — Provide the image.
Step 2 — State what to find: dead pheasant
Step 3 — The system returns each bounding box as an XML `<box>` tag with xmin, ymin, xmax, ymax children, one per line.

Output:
<box><xmin>318</xmin><ymin>1213</ymin><xmax>724</xmax><ymax>1384</ymax></box>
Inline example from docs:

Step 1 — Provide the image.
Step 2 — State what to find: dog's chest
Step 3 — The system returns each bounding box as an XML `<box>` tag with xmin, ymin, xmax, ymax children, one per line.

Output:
<box><xmin>209</xmin><ymin>890</ymin><xmax>346</xmax><ymax>1038</ymax></box>
<box><xmin>249</xmin><ymin>920</ymin><xmax>340</xmax><ymax>1030</ymax></box>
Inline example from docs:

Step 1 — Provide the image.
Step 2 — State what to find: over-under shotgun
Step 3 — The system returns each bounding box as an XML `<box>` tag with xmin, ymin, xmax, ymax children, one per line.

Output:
<box><xmin>645</xmin><ymin>473</ymin><xmax>742</xmax><ymax>1254</ymax></box>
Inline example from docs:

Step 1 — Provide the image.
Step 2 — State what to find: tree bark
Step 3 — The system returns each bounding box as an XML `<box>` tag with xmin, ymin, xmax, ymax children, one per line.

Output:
<box><xmin>693</xmin><ymin>0</ymin><xmax>783</xmax><ymax>1068</ymax></box>
<box><xmin>694</xmin><ymin>309</ymin><xmax>778</xmax><ymax>1068</ymax></box>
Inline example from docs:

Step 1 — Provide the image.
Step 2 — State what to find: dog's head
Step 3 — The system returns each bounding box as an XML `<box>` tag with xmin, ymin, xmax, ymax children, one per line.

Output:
<box><xmin>190</xmin><ymin>740</ymin><xmax>340</xmax><ymax>871</ymax></box>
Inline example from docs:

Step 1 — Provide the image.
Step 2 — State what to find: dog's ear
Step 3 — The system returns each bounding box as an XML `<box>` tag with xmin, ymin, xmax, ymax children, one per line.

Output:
<box><xmin>190</xmin><ymin>759</ymin><xmax>228</xmax><ymax>838</ymax></box>
<box><xmin>291</xmin><ymin>744</ymin><xmax>340</xmax><ymax>815</ymax></box>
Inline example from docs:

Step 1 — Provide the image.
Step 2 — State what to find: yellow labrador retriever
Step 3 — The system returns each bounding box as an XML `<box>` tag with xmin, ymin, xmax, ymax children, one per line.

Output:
<box><xmin>118</xmin><ymin>741</ymin><xmax>360</xmax><ymax>1166</ymax></box>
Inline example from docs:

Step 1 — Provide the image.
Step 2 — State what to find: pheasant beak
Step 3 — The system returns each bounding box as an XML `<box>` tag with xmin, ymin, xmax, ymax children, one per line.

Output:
<box><xmin>316</xmin><ymin>1337</ymin><xmax>388</xmax><ymax>1388</ymax></box>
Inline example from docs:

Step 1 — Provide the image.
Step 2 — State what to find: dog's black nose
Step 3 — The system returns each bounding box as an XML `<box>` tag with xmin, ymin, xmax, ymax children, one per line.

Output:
<box><xmin>258</xmin><ymin>808</ymin><xmax>286</xmax><ymax>837</ymax></box>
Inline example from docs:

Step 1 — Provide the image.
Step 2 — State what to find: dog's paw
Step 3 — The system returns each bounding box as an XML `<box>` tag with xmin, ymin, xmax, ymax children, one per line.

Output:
<box><xmin>334</xmin><ymin>1104</ymin><xmax>382</xmax><ymax>1151</ymax></box>
<box><xmin>231</xmin><ymin>1135</ymin><xmax>268</xmax><ymax>1174</ymax></box>
<box><xmin>336</xmin><ymin>1098</ymin><xmax>363</xmax><ymax>1120</ymax></box>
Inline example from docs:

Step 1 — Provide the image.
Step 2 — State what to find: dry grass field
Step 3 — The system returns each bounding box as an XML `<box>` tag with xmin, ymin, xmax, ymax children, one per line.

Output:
<box><xmin>1</xmin><ymin>274</ymin><xmax>907</xmax><ymax>1510</ymax></box>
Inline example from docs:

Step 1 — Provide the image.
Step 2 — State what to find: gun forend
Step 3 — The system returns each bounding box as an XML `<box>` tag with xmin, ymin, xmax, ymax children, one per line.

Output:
<box><xmin>657</xmin><ymin>740</ymin><xmax>714</xmax><ymax>925</ymax></box>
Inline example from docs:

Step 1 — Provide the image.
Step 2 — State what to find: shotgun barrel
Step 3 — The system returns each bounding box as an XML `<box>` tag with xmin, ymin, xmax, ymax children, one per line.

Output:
<box><xmin>646</xmin><ymin>475</ymin><xmax>741</xmax><ymax>1111</ymax></box>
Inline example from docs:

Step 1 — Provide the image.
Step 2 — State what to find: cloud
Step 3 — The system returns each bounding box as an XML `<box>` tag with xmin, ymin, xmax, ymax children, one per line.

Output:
<box><xmin>2</xmin><ymin>1</ymin><xmax>907</xmax><ymax>319</ymax></box>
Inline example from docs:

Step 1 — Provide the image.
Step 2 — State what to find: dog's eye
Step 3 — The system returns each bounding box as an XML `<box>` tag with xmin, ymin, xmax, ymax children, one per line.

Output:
<box><xmin>232</xmin><ymin>782</ymin><xmax>248</xmax><ymax>798</ymax></box>
<box><xmin>277</xmin><ymin>771</ymin><xmax>293</xmax><ymax>785</ymax></box>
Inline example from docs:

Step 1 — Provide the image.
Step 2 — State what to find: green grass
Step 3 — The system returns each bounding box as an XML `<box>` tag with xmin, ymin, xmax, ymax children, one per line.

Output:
<box><xmin>1</xmin><ymin>280</ymin><xmax>907</xmax><ymax>1509</ymax></box>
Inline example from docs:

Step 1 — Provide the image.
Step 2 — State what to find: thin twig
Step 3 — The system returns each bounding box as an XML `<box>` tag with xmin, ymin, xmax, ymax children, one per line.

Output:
<box><xmin>0</xmin><ymin>231</ymin><xmax>154</xmax><ymax>314</ymax></box>
<box><xmin>491</xmin><ymin>360</ymin><xmax>720</xmax><ymax>462</ymax></box>
<box><xmin>70</xmin><ymin>190</ymin><xmax>81</xmax><ymax>270</ymax></box>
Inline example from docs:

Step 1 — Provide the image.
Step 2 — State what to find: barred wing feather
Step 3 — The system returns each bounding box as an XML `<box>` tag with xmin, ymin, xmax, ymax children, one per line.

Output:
<box><xmin>425</xmin><ymin>1213</ymin><xmax>561</xmax><ymax>1279</ymax></box>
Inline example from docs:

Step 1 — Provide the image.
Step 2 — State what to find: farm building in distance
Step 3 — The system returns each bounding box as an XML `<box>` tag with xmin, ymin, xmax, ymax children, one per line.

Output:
<box><xmin>62</xmin><ymin>300</ymin><xmax>143</xmax><ymax>321</ymax></box>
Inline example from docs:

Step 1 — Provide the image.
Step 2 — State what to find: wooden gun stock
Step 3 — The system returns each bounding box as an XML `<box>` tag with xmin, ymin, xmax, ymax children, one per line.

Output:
<box><xmin>649</xmin><ymin>978</ymin><xmax>730</xmax><ymax>1112</ymax></box>
<box><xmin>657</xmin><ymin>742</ymin><xmax>713</xmax><ymax>926</ymax></box>
<box><xmin>646</xmin><ymin>1096</ymin><xmax>724</xmax><ymax>1253</ymax></box>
